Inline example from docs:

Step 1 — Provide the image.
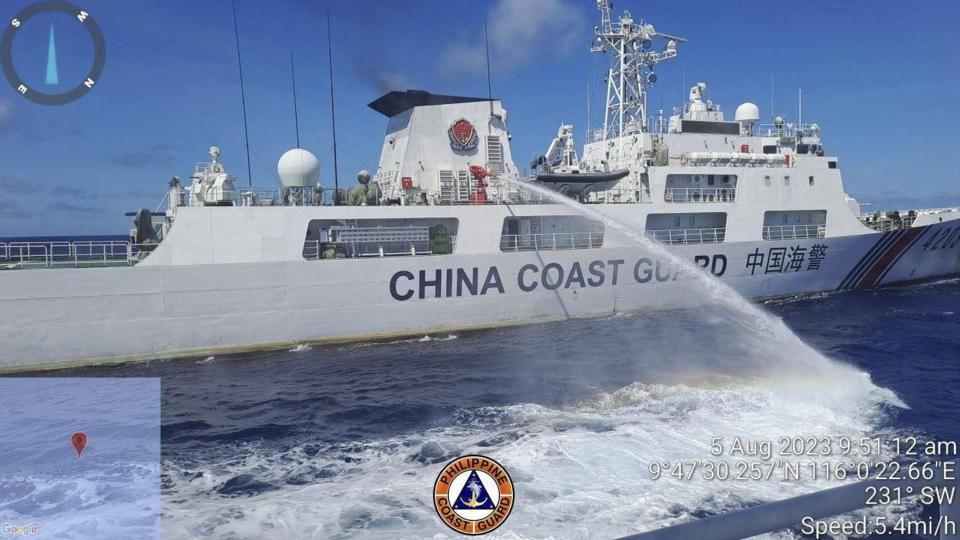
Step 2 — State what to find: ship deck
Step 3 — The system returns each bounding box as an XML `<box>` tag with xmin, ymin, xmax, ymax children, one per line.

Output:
<box><xmin>0</xmin><ymin>241</ymin><xmax>148</xmax><ymax>270</ymax></box>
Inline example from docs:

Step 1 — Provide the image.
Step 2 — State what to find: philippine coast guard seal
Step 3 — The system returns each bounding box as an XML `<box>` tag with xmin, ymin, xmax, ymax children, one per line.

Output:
<box><xmin>433</xmin><ymin>455</ymin><xmax>514</xmax><ymax>535</ymax></box>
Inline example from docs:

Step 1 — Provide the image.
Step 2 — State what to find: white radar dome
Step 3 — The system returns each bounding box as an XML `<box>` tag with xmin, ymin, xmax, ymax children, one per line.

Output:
<box><xmin>278</xmin><ymin>148</ymin><xmax>321</xmax><ymax>187</ymax></box>
<box><xmin>734</xmin><ymin>102</ymin><xmax>760</xmax><ymax>124</ymax></box>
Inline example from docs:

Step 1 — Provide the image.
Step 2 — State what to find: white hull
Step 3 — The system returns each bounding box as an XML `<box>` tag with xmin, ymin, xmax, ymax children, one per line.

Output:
<box><xmin>2</xmin><ymin>217</ymin><xmax>957</xmax><ymax>373</ymax></box>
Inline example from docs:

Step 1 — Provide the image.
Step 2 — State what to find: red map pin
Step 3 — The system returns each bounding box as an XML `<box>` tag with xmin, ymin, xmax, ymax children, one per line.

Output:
<box><xmin>71</xmin><ymin>432</ymin><xmax>87</xmax><ymax>457</ymax></box>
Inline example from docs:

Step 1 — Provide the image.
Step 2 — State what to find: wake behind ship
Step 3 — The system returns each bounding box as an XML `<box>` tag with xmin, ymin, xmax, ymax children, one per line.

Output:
<box><xmin>1</xmin><ymin>0</ymin><xmax>958</xmax><ymax>372</ymax></box>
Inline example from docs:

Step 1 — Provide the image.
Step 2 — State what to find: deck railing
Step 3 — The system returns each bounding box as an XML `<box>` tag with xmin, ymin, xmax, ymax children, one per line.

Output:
<box><xmin>762</xmin><ymin>224</ymin><xmax>826</xmax><ymax>240</ymax></box>
<box><xmin>302</xmin><ymin>237</ymin><xmax>457</xmax><ymax>259</ymax></box>
<box><xmin>0</xmin><ymin>241</ymin><xmax>151</xmax><ymax>269</ymax></box>
<box><xmin>646</xmin><ymin>227</ymin><xmax>726</xmax><ymax>245</ymax></box>
<box><xmin>584</xmin><ymin>189</ymin><xmax>653</xmax><ymax>204</ymax></box>
<box><xmin>499</xmin><ymin>232</ymin><xmax>604</xmax><ymax>252</ymax></box>
<box><xmin>174</xmin><ymin>181</ymin><xmax>661</xmax><ymax>208</ymax></box>
<box><xmin>751</xmin><ymin>122</ymin><xmax>820</xmax><ymax>138</ymax></box>
<box><xmin>862</xmin><ymin>215</ymin><xmax>917</xmax><ymax>232</ymax></box>
<box><xmin>664</xmin><ymin>187</ymin><xmax>736</xmax><ymax>203</ymax></box>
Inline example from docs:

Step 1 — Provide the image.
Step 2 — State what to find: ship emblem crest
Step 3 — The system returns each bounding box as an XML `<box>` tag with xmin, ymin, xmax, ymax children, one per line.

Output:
<box><xmin>448</xmin><ymin>118</ymin><xmax>479</xmax><ymax>152</ymax></box>
<box><xmin>434</xmin><ymin>454</ymin><xmax>514</xmax><ymax>535</ymax></box>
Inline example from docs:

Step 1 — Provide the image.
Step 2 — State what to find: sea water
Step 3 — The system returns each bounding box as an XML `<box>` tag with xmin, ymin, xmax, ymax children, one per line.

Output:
<box><xmin>128</xmin><ymin>279</ymin><xmax>952</xmax><ymax>538</ymax></box>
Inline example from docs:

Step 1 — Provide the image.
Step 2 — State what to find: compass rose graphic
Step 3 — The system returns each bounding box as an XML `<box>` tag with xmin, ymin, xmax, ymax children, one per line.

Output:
<box><xmin>1</xmin><ymin>1</ymin><xmax>106</xmax><ymax>105</ymax></box>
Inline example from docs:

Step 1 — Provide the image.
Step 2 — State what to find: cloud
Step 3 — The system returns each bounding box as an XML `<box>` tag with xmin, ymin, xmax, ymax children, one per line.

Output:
<box><xmin>0</xmin><ymin>176</ymin><xmax>40</xmax><ymax>194</ymax></box>
<box><xmin>859</xmin><ymin>190</ymin><xmax>959</xmax><ymax>211</ymax></box>
<box><xmin>52</xmin><ymin>184</ymin><xmax>98</xmax><ymax>199</ymax></box>
<box><xmin>0</xmin><ymin>200</ymin><xmax>28</xmax><ymax>219</ymax></box>
<box><xmin>439</xmin><ymin>0</ymin><xmax>584</xmax><ymax>76</ymax></box>
<box><xmin>110</xmin><ymin>144</ymin><xmax>176</xmax><ymax>168</ymax></box>
<box><xmin>0</xmin><ymin>99</ymin><xmax>83</xmax><ymax>142</ymax></box>
<box><xmin>48</xmin><ymin>201</ymin><xmax>102</xmax><ymax>215</ymax></box>
<box><xmin>103</xmin><ymin>189</ymin><xmax>149</xmax><ymax>200</ymax></box>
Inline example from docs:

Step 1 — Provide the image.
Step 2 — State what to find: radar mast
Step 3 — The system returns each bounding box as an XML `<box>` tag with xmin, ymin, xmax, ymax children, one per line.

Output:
<box><xmin>592</xmin><ymin>0</ymin><xmax>685</xmax><ymax>140</ymax></box>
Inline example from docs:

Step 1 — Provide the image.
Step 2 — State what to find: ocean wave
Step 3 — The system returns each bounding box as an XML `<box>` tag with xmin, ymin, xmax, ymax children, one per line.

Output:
<box><xmin>161</xmin><ymin>370</ymin><xmax>911</xmax><ymax>539</ymax></box>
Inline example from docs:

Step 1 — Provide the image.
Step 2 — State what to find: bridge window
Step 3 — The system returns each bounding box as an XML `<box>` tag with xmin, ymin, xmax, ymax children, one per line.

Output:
<box><xmin>665</xmin><ymin>174</ymin><xmax>737</xmax><ymax>202</ymax></box>
<box><xmin>762</xmin><ymin>211</ymin><xmax>826</xmax><ymax>240</ymax></box>
<box><xmin>500</xmin><ymin>215</ymin><xmax>603</xmax><ymax>251</ymax></box>
<box><xmin>646</xmin><ymin>212</ymin><xmax>727</xmax><ymax>244</ymax></box>
<box><xmin>303</xmin><ymin>218</ymin><xmax>458</xmax><ymax>259</ymax></box>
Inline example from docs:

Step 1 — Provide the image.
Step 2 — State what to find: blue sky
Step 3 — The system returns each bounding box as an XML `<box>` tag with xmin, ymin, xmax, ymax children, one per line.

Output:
<box><xmin>0</xmin><ymin>0</ymin><xmax>957</xmax><ymax>236</ymax></box>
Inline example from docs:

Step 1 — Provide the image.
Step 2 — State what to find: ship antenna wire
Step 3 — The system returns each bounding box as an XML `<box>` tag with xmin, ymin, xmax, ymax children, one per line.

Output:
<box><xmin>291</xmin><ymin>52</ymin><xmax>301</xmax><ymax>148</ymax></box>
<box><xmin>484</xmin><ymin>20</ymin><xmax>493</xmax><ymax>116</ymax></box>
<box><xmin>770</xmin><ymin>73</ymin><xmax>775</xmax><ymax>120</ymax></box>
<box><xmin>681</xmin><ymin>61</ymin><xmax>686</xmax><ymax>107</ymax></box>
<box><xmin>798</xmin><ymin>87</ymin><xmax>802</xmax><ymax>128</ymax></box>
<box><xmin>231</xmin><ymin>0</ymin><xmax>253</xmax><ymax>188</ymax></box>
<box><xmin>326</xmin><ymin>11</ymin><xmax>340</xmax><ymax>204</ymax></box>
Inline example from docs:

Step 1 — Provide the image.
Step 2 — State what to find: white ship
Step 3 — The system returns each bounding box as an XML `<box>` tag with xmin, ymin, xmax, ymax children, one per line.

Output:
<box><xmin>1</xmin><ymin>1</ymin><xmax>958</xmax><ymax>372</ymax></box>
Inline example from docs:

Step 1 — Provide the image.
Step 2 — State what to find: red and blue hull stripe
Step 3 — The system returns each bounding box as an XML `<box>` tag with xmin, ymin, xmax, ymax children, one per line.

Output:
<box><xmin>837</xmin><ymin>226</ymin><xmax>930</xmax><ymax>290</ymax></box>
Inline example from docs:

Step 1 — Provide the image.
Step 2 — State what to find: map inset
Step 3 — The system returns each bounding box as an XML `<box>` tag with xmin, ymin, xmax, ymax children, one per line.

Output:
<box><xmin>0</xmin><ymin>378</ymin><xmax>160</xmax><ymax>539</ymax></box>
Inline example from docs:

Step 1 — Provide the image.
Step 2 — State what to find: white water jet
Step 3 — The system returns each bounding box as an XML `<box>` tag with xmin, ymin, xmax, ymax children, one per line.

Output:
<box><xmin>501</xmin><ymin>177</ymin><xmax>904</xmax><ymax>404</ymax></box>
<box><xmin>507</xmin><ymin>178</ymin><xmax>776</xmax><ymax>329</ymax></box>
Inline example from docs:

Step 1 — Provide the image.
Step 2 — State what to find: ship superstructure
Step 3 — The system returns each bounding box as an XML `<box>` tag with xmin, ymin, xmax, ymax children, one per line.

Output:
<box><xmin>1</xmin><ymin>2</ymin><xmax>957</xmax><ymax>372</ymax></box>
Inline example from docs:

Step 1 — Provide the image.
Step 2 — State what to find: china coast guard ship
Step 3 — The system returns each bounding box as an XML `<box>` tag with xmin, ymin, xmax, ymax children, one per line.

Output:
<box><xmin>1</xmin><ymin>1</ymin><xmax>958</xmax><ymax>372</ymax></box>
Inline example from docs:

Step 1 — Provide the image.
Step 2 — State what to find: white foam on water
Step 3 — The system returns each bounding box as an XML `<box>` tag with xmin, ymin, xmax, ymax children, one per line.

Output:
<box><xmin>1</xmin><ymin>464</ymin><xmax>161</xmax><ymax>539</ymax></box>
<box><xmin>289</xmin><ymin>344</ymin><xmax>313</xmax><ymax>353</ymax></box>
<box><xmin>161</xmin><ymin>373</ymin><xmax>912</xmax><ymax>539</ymax></box>
<box><xmin>388</xmin><ymin>334</ymin><xmax>459</xmax><ymax>345</ymax></box>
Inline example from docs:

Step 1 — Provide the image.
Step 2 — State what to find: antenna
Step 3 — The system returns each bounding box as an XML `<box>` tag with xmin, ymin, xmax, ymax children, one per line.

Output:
<box><xmin>290</xmin><ymin>52</ymin><xmax>300</xmax><ymax>149</ymax></box>
<box><xmin>591</xmin><ymin>2</ymin><xmax>683</xmax><ymax>140</ymax></box>
<box><xmin>798</xmin><ymin>88</ymin><xmax>803</xmax><ymax>127</ymax></box>
<box><xmin>586</xmin><ymin>82</ymin><xmax>591</xmax><ymax>137</ymax></box>
<box><xmin>681</xmin><ymin>61</ymin><xmax>685</xmax><ymax>106</ymax></box>
<box><xmin>326</xmin><ymin>11</ymin><xmax>340</xmax><ymax>204</ymax></box>
<box><xmin>770</xmin><ymin>73</ymin><xmax>775</xmax><ymax>120</ymax></box>
<box><xmin>231</xmin><ymin>0</ymin><xmax>253</xmax><ymax>188</ymax></box>
<box><xmin>484</xmin><ymin>20</ymin><xmax>493</xmax><ymax>115</ymax></box>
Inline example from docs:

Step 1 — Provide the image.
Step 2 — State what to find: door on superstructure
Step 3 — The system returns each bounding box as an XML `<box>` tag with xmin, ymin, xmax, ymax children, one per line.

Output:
<box><xmin>486</xmin><ymin>135</ymin><xmax>503</xmax><ymax>174</ymax></box>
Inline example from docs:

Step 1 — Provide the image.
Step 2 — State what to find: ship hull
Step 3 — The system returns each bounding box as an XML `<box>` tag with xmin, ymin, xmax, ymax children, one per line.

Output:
<box><xmin>1</xmin><ymin>220</ymin><xmax>958</xmax><ymax>372</ymax></box>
